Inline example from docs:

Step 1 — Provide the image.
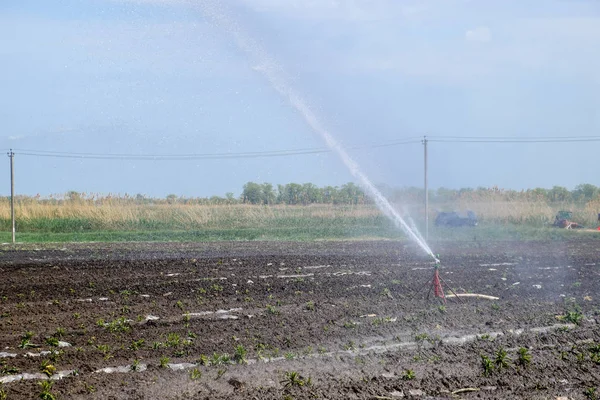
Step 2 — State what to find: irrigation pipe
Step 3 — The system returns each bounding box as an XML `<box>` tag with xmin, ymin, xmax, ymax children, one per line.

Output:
<box><xmin>452</xmin><ymin>388</ymin><xmax>480</xmax><ymax>395</ymax></box>
<box><xmin>446</xmin><ymin>293</ymin><xmax>499</xmax><ymax>301</ymax></box>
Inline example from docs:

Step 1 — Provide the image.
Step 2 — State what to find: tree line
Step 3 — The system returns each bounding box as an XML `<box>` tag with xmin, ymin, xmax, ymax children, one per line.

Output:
<box><xmin>239</xmin><ymin>182</ymin><xmax>600</xmax><ymax>205</ymax></box>
<box><xmin>8</xmin><ymin>182</ymin><xmax>599</xmax><ymax>206</ymax></box>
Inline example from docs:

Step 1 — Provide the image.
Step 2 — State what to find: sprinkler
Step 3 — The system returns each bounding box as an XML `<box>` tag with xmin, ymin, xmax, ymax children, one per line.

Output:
<box><xmin>411</xmin><ymin>254</ymin><xmax>462</xmax><ymax>304</ymax></box>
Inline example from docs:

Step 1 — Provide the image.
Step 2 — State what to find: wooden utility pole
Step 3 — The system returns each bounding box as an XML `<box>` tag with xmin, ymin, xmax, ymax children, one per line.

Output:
<box><xmin>423</xmin><ymin>136</ymin><xmax>429</xmax><ymax>240</ymax></box>
<box><xmin>8</xmin><ymin>150</ymin><xmax>15</xmax><ymax>243</ymax></box>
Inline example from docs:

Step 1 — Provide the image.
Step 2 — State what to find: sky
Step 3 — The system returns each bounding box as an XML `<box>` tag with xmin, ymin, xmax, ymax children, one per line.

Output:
<box><xmin>1</xmin><ymin>0</ymin><xmax>599</xmax><ymax>198</ymax></box>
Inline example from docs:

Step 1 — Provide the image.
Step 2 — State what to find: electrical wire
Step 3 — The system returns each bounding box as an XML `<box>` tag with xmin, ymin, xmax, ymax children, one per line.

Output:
<box><xmin>13</xmin><ymin>138</ymin><xmax>423</xmax><ymax>161</ymax></box>
<box><xmin>430</xmin><ymin>138</ymin><xmax>600</xmax><ymax>143</ymax></box>
<box><xmin>428</xmin><ymin>135</ymin><xmax>600</xmax><ymax>143</ymax></box>
<box><xmin>10</xmin><ymin>135</ymin><xmax>598</xmax><ymax>161</ymax></box>
<box><xmin>429</xmin><ymin>135</ymin><xmax>600</xmax><ymax>140</ymax></box>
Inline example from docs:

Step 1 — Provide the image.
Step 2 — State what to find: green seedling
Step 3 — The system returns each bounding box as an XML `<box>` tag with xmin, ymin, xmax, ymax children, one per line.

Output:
<box><xmin>415</xmin><ymin>333</ymin><xmax>429</xmax><ymax>342</ymax></box>
<box><xmin>159</xmin><ymin>356</ymin><xmax>170</xmax><ymax>368</ymax></box>
<box><xmin>40</xmin><ymin>360</ymin><xmax>56</xmax><ymax>377</ymax></box>
<box><xmin>0</xmin><ymin>364</ymin><xmax>19</xmax><ymax>375</ymax></box>
<box><xmin>481</xmin><ymin>354</ymin><xmax>494</xmax><ymax>377</ymax></box>
<box><xmin>19</xmin><ymin>337</ymin><xmax>38</xmax><ymax>349</ymax></box>
<box><xmin>152</xmin><ymin>341</ymin><xmax>162</xmax><ymax>350</ymax></box>
<box><xmin>48</xmin><ymin>350</ymin><xmax>63</xmax><ymax>363</ymax></box>
<box><xmin>166</xmin><ymin>333</ymin><xmax>182</xmax><ymax>348</ymax></box>
<box><xmin>344</xmin><ymin>321</ymin><xmax>357</xmax><ymax>329</ymax></box>
<box><xmin>280</xmin><ymin>371</ymin><xmax>311</xmax><ymax>388</ymax></box>
<box><xmin>343</xmin><ymin>341</ymin><xmax>356</xmax><ymax>351</ymax></box>
<box><xmin>190</xmin><ymin>368</ymin><xmax>202</xmax><ymax>380</ymax></box>
<box><xmin>211</xmin><ymin>353</ymin><xmax>231</xmax><ymax>365</ymax></box>
<box><xmin>106</xmin><ymin>317</ymin><xmax>131</xmax><ymax>333</ymax></box>
<box><xmin>516</xmin><ymin>347</ymin><xmax>532</xmax><ymax>367</ymax></box>
<box><xmin>233</xmin><ymin>345</ymin><xmax>248</xmax><ymax>364</ymax></box>
<box><xmin>198</xmin><ymin>354</ymin><xmax>210</xmax><ymax>366</ymax></box>
<box><xmin>38</xmin><ymin>380</ymin><xmax>56</xmax><ymax>400</ymax></box>
<box><xmin>563</xmin><ymin>310</ymin><xmax>584</xmax><ymax>325</ymax></box>
<box><xmin>402</xmin><ymin>369</ymin><xmax>415</xmax><ymax>380</ymax></box>
<box><xmin>495</xmin><ymin>347</ymin><xmax>510</xmax><ymax>370</ymax></box>
<box><xmin>266</xmin><ymin>305</ymin><xmax>279</xmax><ymax>315</ymax></box>
<box><xmin>0</xmin><ymin>382</ymin><xmax>7</xmax><ymax>400</ymax></box>
<box><xmin>130</xmin><ymin>359</ymin><xmax>141</xmax><ymax>371</ymax></box>
<box><xmin>584</xmin><ymin>387</ymin><xmax>597</xmax><ymax>400</ymax></box>
<box><xmin>129</xmin><ymin>339</ymin><xmax>145</xmax><ymax>351</ymax></box>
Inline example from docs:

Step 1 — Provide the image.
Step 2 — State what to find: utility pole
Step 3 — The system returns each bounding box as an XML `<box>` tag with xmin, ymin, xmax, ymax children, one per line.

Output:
<box><xmin>423</xmin><ymin>136</ymin><xmax>429</xmax><ymax>240</ymax></box>
<box><xmin>8</xmin><ymin>150</ymin><xmax>15</xmax><ymax>243</ymax></box>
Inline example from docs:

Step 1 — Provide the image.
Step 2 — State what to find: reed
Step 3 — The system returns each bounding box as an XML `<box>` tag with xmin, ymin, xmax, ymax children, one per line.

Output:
<box><xmin>0</xmin><ymin>191</ymin><xmax>598</xmax><ymax>239</ymax></box>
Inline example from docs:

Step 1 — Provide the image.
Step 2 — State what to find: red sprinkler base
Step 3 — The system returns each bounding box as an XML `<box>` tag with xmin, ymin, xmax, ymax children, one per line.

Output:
<box><xmin>432</xmin><ymin>266</ymin><xmax>446</xmax><ymax>304</ymax></box>
<box><xmin>411</xmin><ymin>260</ymin><xmax>461</xmax><ymax>304</ymax></box>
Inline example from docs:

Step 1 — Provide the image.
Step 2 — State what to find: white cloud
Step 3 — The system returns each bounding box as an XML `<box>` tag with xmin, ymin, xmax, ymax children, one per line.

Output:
<box><xmin>465</xmin><ymin>26</ymin><xmax>492</xmax><ymax>42</ymax></box>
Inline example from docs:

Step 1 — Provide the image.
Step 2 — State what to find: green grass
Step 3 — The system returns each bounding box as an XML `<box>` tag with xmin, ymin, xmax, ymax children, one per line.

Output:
<box><xmin>0</xmin><ymin>216</ymin><xmax>598</xmax><ymax>243</ymax></box>
<box><xmin>0</xmin><ymin>227</ymin><xmax>401</xmax><ymax>243</ymax></box>
<box><xmin>430</xmin><ymin>224</ymin><xmax>600</xmax><ymax>241</ymax></box>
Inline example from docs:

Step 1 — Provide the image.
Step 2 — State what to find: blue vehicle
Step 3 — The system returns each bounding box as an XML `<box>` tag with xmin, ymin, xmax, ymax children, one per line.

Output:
<box><xmin>435</xmin><ymin>211</ymin><xmax>477</xmax><ymax>227</ymax></box>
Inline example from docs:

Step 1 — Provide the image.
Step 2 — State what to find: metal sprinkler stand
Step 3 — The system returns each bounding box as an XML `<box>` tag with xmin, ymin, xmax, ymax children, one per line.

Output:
<box><xmin>431</xmin><ymin>264</ymin><xmax>446</xmax><ymax>304</ymax></box>
<box><xmin>412</xmin><ymin>257</ymin><xmax>462</xmax><ymax>304</ymax></box>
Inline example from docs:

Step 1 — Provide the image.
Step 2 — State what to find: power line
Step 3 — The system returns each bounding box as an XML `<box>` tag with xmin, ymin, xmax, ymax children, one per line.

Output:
<box><xmin>13</xmin><ymin>138</ymin><xmax>423</xmax><ymax>161</ymax></box>
<box><xmin>429</xmin><ymin>135</ymin><xmax>600</xmax><ymax>143</ymax></box>
<box><xmin>430</xmin><ymin>134</ymin><xmax>600</xmax><ymax>139</ymax></box>
<box><xmin>10</xmin><ymin>135</ymin><xmax>599</xmax><ymax>160</ymax></box>
<box><xmin>17</xmin><ymin>149</ymin><xmax>330</xmax><ymax>160</ymax></box>
<box><xmin>430</xmin><ymin>138</ymin><xmax>600</xmax><ymax>143</ymax></box>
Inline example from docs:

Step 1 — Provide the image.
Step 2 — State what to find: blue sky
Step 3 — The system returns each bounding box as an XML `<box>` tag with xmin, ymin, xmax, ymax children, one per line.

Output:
<box><xmin>1</xmin><ymin>0</ymin><xmax>599</xmax><ymax>197</ymax></box>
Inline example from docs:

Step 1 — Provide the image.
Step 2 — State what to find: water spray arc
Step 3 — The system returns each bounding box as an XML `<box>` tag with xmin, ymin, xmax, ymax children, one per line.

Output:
<box><xmin>201</xmin><ymin>3</ymin><xmax>438</xmax><ymax>262</ymax></box>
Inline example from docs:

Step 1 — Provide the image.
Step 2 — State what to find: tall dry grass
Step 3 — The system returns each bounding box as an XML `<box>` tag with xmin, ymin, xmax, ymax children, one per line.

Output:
<box><xmin>0</xmin><ymin>191</ymin><xmax>597</xmax><ymax>232</ymax></box>
<box><xmin>0</xmin><ymin>197</ymin><xmax>383</xmax><ymax>231</ymax></box>
<box><xmin>434</xmin><ymin>190</ymin><xmax>598</xmax><ymax>226</ymax></box>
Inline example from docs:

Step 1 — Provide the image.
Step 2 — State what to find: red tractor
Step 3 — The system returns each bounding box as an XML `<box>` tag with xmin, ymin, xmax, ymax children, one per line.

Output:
<box><xmin>552</xmin><ymin>211</ymin><xmax>584</xmax><ymax>229</ymax></box>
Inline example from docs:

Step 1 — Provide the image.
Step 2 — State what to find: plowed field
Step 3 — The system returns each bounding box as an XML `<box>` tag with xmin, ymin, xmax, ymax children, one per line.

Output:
<box><xmin>1</xmin><ymin>240</ymin><xmax>599</xmax><ymax>399</ymax></box>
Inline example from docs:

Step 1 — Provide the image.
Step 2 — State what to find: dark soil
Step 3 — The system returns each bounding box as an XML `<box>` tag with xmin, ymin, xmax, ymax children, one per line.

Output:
<box><xmin>1</xmin><ymin>240</ymin><xmax>599</xmax><ymax>399</ymax></box>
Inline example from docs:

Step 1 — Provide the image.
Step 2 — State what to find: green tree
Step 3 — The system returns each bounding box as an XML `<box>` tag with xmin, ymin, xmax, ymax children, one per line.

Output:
<box><xmin>322</xmin><ymin>186</ymin><xmax>338</xmax><ymax>204</ymax></box>
<box><xmin>225</xmin><ymin>192</ymin><xmax>236</xmax><ymax>204</ymax></box>
<box><xmin>435</xmin><ymin>187</ymin><xmax>457</xmax><ymax>202</ymax></box>
<box><xmin>242</xmin><ymin>182</ymin><xmax>263</xmax><ymax>204</ymax></box>
<box><xmin>572</xmin><ymin>184</ymin><xmax>599</xmax><ymax>202</ymax></box>
<box><xmin>301</xmin><ymin>183</ymin><xmax>321</xmax><ymax>204</ymax></box>
<box><xmin>527</xmin><ymin>188</ymin><xmax>548</xmax><ymax>200</ymax></box>
<box><xmin>280</xmin><ymin>183</ymin><xmax>303</xmax><ymax>205</ymax></box>
<box><xmin>547</xmin><ymin>186</ymin><xmax>572</xmax><ymax>202</ymax></box>
<box><xmin>166</xmin><ymin>194</ymin><xmax>178</xmax><ymax>204</ymax></box>
<box><xmin>261</xmin><ymin>183</ymin><xmax>276</xmax><ymax>205</ymax></box>
<box><xmin>338</xmin><ymin>183</ymin><xmax>364</xmax><ymax>204</ymax></box>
